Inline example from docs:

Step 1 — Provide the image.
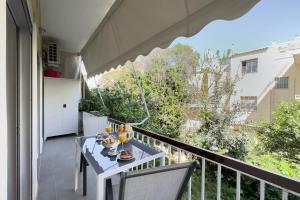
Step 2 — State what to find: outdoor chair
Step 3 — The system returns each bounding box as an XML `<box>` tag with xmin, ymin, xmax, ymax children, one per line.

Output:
<box><xmin>106</xmin><ymin>161</ymin><xmax>199</xmax><ymax>200</ymax></box>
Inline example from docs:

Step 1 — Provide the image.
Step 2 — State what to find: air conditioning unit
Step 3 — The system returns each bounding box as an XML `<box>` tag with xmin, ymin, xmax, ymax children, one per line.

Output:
<box><xmin>47</xmin><ymin>42</ymin><xmax>59</xmax><ymax>65</ymax></box>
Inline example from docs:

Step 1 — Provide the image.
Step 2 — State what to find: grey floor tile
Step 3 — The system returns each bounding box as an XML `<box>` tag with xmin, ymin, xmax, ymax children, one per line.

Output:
<box><xmin>38</xmin><ymin>135</ymin><xmax>97</xmax><ymax>200</ymax></box>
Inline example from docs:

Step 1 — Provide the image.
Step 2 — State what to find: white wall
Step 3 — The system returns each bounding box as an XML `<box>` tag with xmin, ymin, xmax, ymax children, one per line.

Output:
<box><xmin>230</xmin><ymin>48</ymin><xmax>286</xmax><ymax>101</ymax></box>
<box><xmin>0</xmin><ymin>1</ymin><xmax>7</xmax><ymax>199</ymax></box>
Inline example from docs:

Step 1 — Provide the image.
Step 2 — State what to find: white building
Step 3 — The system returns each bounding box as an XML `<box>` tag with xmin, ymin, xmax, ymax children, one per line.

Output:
<box><xmin>230</xmin><ymin>37</ymin><xmax>300</xmax><ymax>122</ymax></box>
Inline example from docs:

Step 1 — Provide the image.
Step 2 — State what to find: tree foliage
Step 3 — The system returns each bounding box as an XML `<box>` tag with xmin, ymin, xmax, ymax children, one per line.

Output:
<box><xmin>81</xmin><ymin>44</ymin><xmax>198</xmax><ymax>138</ymax></box>
<box><xmin>257</xmin><ymin>101</ymin><xmax>300</xmax><ymax>160</ymax></box>
<box><xmin>140</xmin><ymin>60</ymin><xmax>188</xmax><ymax>137</ymax></box>
<box><xmin>79</xmin><ymin>89</ymin><xmax>110</xmax><ymax>115</ymax></box>
<box><xmin>248</xmin><ymin>154</ymin><xmax>300</xmax><ymax>178</ymax></box>
<box><xmin>180</xmin><ymin>50</ymin><xmax>249</xmax><ymax>160</ymax></box>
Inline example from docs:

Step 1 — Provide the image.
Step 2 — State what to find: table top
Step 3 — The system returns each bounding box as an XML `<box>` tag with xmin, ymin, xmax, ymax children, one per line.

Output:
<box><xmin>77</xmin><ymin>136</ymin><xmax>162</xmax><ymax>175</ymax></box>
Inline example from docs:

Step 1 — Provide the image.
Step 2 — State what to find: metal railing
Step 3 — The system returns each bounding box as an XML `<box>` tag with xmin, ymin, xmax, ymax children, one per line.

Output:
<box><xmin>107</xmin><ymin>117</ymin><xmax>300</xmax><ymax>200</ymax></box>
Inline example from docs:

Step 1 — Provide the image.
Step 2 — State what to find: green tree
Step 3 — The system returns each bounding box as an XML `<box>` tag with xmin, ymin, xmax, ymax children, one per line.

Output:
<box><xmin>257</xmin><ymin>101</ymin><xmax>300</xmax><ymax>160</ymax></box>
<box><xmin>79</xmin><ymin>89</ymin><xmax>110</xmax><ymax>115</ymax></box>
<box><xmin>81</xmin><ymin>44</ymin><xmax>200</xmax><ymax>138</ymax></box>
<box><xmin>101</xmin><ymin>82</ymin><xmax>147</xmax><ymax>123</ymax></box>
<box><xmin>79</xmin><ymin>82</ymin><xmax>146</xmax><ymax>123</ymax></box>
<box><xmin>137</xmin><ymin>45</ymin><xmax>200</xmax><ymax>137</ymax></box>
<box><xmin>140</xmin><ymin>60</ymin><xmax>188</xmax><ymax>138</ymax></box>
<box><xmin>181</xmin><ymin>50</ymin><xmax>248</xmax><ymax>160</ymax></box>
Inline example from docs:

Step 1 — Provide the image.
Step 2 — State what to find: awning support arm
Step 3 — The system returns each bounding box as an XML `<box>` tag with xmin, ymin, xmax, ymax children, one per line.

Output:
<box><xmin>93</xmin><ymin>76</ymin><xmax>106</xmax><ymax>108</ymax></box>
<box><xmin>128</xmin><ymin>63</ymin><xmax>150</xmax><ymax>126</ymax></box>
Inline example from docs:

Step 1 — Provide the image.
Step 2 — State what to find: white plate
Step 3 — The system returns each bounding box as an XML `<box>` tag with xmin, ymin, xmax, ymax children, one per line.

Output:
<box><xmin>108</xmin><ymin>150</ymin><xmax>119</xmax><ymax>157</ymax></box>
<box><xmin>117</xmin><ymin>154</ymin><xmax>134</xmax><ymax>161</ymax></box>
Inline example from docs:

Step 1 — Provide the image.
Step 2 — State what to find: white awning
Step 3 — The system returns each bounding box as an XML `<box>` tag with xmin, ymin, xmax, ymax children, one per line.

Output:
<box><xmin>81</xmin><ymin>0</ymin><xmax>259</xmax><ymax>76</ymax></box>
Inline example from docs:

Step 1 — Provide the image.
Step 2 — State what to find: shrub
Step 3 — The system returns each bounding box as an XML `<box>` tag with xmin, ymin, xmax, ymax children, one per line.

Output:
<box><xmin>257</xmin><ymin>101</ymin><xmax>300</xmax><ymax>160</ymax></box>
<box><xmin>247</xmin><ymin>154</ymin><xmax>300</xmax><ymax>179</ymax></box>
<box><xmin>79</xmin><ymin>89</ymin><xmax>110</xmax><ymax>116</ymax></box>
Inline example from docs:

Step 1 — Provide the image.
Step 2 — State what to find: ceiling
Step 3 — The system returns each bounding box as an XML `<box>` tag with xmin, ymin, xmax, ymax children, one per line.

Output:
<box><xmin>40</xmin><ymin>0</ymin><xmax>115</xmax><ymax>53</ymax></box>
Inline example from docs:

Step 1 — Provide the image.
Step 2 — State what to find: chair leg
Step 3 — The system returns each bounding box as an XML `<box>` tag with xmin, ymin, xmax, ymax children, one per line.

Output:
<box><xmin>106</xmin><ymin>179</ymin><xmax>113</xmax><ymax>200</ymax></box>
<box><xmin>80</xmin><ymin>153</ymin><xmax>83</xmax><ymax>172</ymax></box>
<box><xmin>83</xmin><ymin>157</ymin><xmax>87</xmax><ymax>196</ymax></box>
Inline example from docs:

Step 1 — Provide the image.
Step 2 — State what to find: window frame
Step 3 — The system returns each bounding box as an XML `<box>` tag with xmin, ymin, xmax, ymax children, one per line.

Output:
<box><xmin>240</xmin><ymin>96</ymin><xmax>257</xmax><ymax>111</ymax></box>
<box><xmin>275</xmin><ymin>77</ymin><xmax>289</xmax><ymax>89</ymax></box>
<box><xmin>242</xmin><ymin>58</ymin><xmax>258</xmax><ymax>74</ymax></box>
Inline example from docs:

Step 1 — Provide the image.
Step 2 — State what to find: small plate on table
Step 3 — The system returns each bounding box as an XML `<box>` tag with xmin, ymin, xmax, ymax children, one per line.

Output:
<box><xmin>107</xmin><ymin>148</ymin><xmax>119</xmax><ymax>157</ymax></box>
<box><xmin>117</xmin><ymin>150</ymin><xmax>134</xmax><ymax>161</ymax></box>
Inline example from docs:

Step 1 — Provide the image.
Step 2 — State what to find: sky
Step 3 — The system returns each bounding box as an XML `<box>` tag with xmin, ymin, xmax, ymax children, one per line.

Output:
<box><xmin>171</xmin><ymin>0</ymin><xmax>300</xmax><ymax>55</ymax></box>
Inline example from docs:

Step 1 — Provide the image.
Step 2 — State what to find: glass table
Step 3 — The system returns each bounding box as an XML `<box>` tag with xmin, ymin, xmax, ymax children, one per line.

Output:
<box><xmin>74</xmin><ymin>136</ymin><xmax>164</xmax><ymax>200</ymax></box>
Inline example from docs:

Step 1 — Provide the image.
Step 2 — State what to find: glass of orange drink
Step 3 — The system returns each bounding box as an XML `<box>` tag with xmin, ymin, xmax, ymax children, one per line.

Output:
<box><xmin>105</xmin><ymin>125</ymin><xmax>112</xmax><ymax>133</ymax></box>
<box><xmin>119</xmin><ymin>133</ymin><xmax>128</xmax><ymax>151</ymax></box>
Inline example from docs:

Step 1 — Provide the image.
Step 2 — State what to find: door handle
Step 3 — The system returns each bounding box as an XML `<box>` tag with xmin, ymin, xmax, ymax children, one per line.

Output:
<box><xmin>63</xmin><ymin>104</ymin><xmax>66</xmax><ymax>108</ymax></box>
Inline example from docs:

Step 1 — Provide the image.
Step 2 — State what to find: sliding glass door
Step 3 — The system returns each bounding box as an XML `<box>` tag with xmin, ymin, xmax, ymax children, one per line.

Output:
<box><xmin>6</xmin><ymin>1</ymin><xmax>32</xmax><ymax>199</ymax></box>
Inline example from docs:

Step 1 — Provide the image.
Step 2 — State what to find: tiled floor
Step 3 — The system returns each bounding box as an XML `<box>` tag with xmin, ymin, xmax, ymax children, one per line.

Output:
<box><xmin>38</xmin><ymin>135</ymin><xmax>96</xmax><ymax>200</ymax></box>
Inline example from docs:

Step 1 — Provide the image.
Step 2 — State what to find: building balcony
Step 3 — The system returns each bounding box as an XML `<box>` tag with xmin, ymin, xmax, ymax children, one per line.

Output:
<box><xmin>37</xmin><ymin>113</ymin><xmax>300</xmax><ymax>200</ymax></box>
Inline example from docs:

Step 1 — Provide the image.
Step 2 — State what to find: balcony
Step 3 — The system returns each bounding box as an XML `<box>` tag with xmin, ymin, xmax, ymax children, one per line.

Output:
<box><xmin>4</xmin><ymin>1</ymin><xmax>300</xmax><ymax>200</ymax></box>
<box><xmin>37</xmin><ymin>112</ymin><xmax>300</xmax><ymax>200</ymax></box>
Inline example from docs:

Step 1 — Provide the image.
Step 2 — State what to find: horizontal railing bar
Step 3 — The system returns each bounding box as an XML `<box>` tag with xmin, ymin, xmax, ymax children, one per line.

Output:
<box><xmin>107</xmin><ymin>117</ymin><xmax>300</xmax><ymax>194</ymax></box>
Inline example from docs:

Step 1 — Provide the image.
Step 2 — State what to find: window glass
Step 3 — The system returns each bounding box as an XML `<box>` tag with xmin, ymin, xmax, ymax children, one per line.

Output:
<box><xmin>275</xmin><ymin>77</ymin><xmax>289</xmax><ymax>89</ymax></box>
<box><xmin>242</xmin><ymin>59</ymin><xmax>258</xmax><ymax>74</ymax></box>
<box><xmin>241</xmin><ymin>96</ymin><xmax>257</xmax><ymax>111</ymax></box>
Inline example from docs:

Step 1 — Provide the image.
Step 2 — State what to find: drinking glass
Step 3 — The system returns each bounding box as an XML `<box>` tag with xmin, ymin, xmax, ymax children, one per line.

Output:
<box><xmin>119</xmin><ymin>133</ymin><xmax>128</xmax><ymax>151</ymax></box>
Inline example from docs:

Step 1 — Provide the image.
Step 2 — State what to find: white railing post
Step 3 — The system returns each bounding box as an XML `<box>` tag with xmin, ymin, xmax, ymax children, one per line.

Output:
<box><xmin>260</xmin><ymin>181</ymin><xmax>265</xmax><ymax>200</ymax></box>
<box><xmin>168</xmin><ymin>145</ymin><xmax>172</xmax><ymax>165</ymax></box>
<box><xmin>153</xmin><ymin>139</ymin><xmax>157</xmax><ymax>168</ymax></box>
<box><xmin>236</xmin><ymin>171</ymin><xmax>241</xmax><ymax>200</ymax></box>
<box><xmin>141</xmin><ymin>135</ymin><xmax>144</xmax><ymax>144</ymax></box>
<box><xmin>217</xmin><ymin>164</ymin><xmax>222</xmax><ymax>200</ymax></box>
<box><xmin>147</xmin><ymin>136</ymin><xmax>150</xmax><ymax>168</ymax></box>
<box><xmin>188</xmin><ymin>154</ymin><xmax>192</xmax><ymax>200</ymax></box>
<box><xmin>160</xmin><ymin>142</ymin><xmax>165</xmax><ymax>166</ymax></box>
<box><xmin>282</xmin><ymin>190</ymin><xmax>288</xmax><ymax>200</ymax></box>
<box><xmin>177</xmin><ymin>149</ymin><xmax>182</xmax><ymax>163</ymax></box>
<box><xmin>201</xmin><ymin>158</ymin><xmax>206</xmax><ymax>200</ymax></box>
